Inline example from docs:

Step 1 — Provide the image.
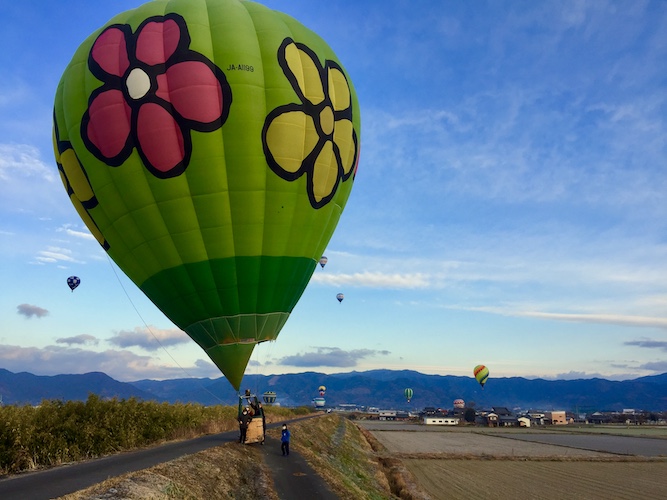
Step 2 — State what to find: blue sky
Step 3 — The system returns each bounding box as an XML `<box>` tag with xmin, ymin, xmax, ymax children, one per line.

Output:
<box><xmin>1</xmin><ymin>0</ymin><xmax>666</xmax><ymax>385</ymax></box>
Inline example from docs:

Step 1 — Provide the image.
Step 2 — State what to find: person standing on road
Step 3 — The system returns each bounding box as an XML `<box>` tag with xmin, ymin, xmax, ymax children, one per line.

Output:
<box><xmin>280</xmin><ymin>424</ymin><xmax>290</xmax><ymax>456</ymax></box>
<box><xmin>239</xmin><ymin>407</ymin><xmax>250</xmax><ymax>443</ymax></box>
<box><xmin>258</xmin><ymin>403</ymin><xmax>266</xmax><ymax>441</ymax></box>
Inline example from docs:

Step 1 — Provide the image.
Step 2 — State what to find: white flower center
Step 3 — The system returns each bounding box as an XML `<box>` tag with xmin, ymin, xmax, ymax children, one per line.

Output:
<box><xmin>126</xmin><ymin>68</ymin><xmax>151</xmax><ymax>100</ymax></box>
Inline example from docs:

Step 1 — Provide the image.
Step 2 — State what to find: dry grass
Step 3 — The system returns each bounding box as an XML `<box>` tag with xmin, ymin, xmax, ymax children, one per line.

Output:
<box><xmin>356</xmin><ymin>423</ymin><xmax>430</xmax><ymax>500</ymax></box>
<box><xmin>267</xmin><ymin>414</ymin><xmax>396</xmax><ymax>499</ymax></box>
<box><xmin>59</xmin><ymin>444</ymin><xmax>277</xmax><ymax>500</ymax></box>
<box><xmin>57</xmin><ymin>412</ymin><xmax>412</xmax><ymax>500</ymax></box>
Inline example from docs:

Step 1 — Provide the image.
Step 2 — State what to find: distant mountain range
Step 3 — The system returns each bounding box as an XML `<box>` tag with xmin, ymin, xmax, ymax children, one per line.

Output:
<box><xmin>1</xmin><ymin>368</ymin><xmax>666</xmax><ymax>412</ymax></box>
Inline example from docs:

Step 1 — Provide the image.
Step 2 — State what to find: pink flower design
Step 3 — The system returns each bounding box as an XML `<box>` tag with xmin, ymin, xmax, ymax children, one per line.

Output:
<box><xmin>81</xmin><ymin>14</ymin><xmax>232</xmax><ymax>178</ymax></box>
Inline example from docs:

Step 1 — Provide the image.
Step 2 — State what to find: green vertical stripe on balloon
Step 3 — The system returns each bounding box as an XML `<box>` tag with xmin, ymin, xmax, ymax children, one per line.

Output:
<box><xmin>140</xmin><ymin>255</ymin><xmax>316</xmax><ymax>330</ymax></box>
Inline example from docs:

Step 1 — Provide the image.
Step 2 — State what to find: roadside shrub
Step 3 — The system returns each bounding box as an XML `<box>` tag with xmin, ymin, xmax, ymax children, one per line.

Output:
<box><xmin>0</xmin><ymin>397</ymin><xmax>310</xmax><ymax>475</ymax></box>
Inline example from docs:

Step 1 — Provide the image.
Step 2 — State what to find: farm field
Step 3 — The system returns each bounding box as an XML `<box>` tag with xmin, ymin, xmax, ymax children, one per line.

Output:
<box><xmin>357</xmin><ymin>421</ymin><xmax>667</xmax><ymax>499</ymax></box>
<box><xmin>549</xmin><ymin>424</ymin><xmax>667</xmax><ymax>438</ymax></box>
<box><xmin>404</xmin><ymin>459</ymin><xmax>667</xmax><ymax>500</ymax></box>
<box><xmin>358</xmin><ymin>422</ymin><xmax>615</xmax><ymax>457</ymax></box>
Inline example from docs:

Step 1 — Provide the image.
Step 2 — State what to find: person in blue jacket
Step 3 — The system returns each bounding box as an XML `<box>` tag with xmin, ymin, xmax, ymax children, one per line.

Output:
<box><xmin>280</xmin><ymin>424</ymin><xmax>290</xmax><ymax>456</ymax></box>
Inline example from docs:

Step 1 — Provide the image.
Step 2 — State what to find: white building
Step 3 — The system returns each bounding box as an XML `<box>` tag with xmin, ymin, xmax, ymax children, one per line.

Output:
<box><xmin>517</xmin><ymin>416</ymin><xmax>531</xmax><ymax>427</ymax></box>
<box><xmin>424</xmin><ymin>416</ymin><xmax>460</xmax><ymax>425</ymax></box>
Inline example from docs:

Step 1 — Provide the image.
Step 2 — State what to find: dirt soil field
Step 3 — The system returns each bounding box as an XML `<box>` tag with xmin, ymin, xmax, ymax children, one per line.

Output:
<box><xmin>362</xmin><ymin>427</ymin><xmax>615</xmax><ymax>457</ymax></box>
<box><xmin>358</xmin><ymin>421</ymin><xmax>667</xmax><ymax>499</ymax></box>
<box><xmin>405</xmin><ymin>460</ymin><xmax>667</xmax><ymax>500</ymax></box>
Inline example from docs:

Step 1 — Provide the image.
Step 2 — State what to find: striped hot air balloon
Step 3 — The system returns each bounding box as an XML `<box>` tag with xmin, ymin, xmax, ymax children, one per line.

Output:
<box><xmin>474</xmin><ymin>365</ymin><xmax>489</xmax><ymax>389</ymax></box>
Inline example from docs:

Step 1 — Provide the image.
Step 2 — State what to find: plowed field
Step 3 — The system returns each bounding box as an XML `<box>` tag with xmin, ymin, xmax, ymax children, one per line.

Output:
<box><xmin>358</xmin><ymin>422</ymin><xmax>667</xmax><ymax>499</ymax></box>
<box><xmin>405</xmin><ymin>460</ymin><xmax>667</xmax><ymax>499</ymax></box>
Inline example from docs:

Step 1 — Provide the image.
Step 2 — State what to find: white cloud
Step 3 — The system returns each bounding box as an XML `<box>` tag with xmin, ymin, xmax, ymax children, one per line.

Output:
<box><xmin>35</xmin><ymin>246</ymin><xmax>82</xmax><ymax>265</ymax></box>
<box><xmin>455</xmin><ymin>306</ymin><xmax>667</xmax><ymax>331</ymax></box>
<box><xmin>278</xmin><ymin>347</ymin><xmax>390</xmax><ymax>368</ymax></box>
<box><xmin>0</xmin><ymin>143</ymin><xmax>55</xmax><ymax>182</ymax></box>
<box><xmin>0</xmin><ymin>344</ymin><xmax>219</xmax><ymax>381</ymax></box>
<box><xmin>624</xmin><ymin>339</ymin><xmax>667</xmax><ymax>351</ymax></box>
<box><xmin>58</xmin><ymin>225</ymin><xmax>96</xmax><ymax>241</ymax></box>
<box><xmin>108</xmin><ymin>326</ymin><xmax>191</xmax><ymax>351</ymax></box>
<box><xmin>516</xmin><ymin>312</ymin><xmax>667</xmax><ymax>330</ymax></box>
<box><xmin>0</xmin><ymin>143</ymin><xmax>72</xmax><ymax>217</ymax></box>
<box><xmin>56</xmin><ymin>334</ymin><xmax>99</xmax><ymax>346</ymax></box>
<box><xmin>17</xmin><ymin>303</ymin><xmax>49</xmax><ymax>319</ymax></box>
<box><xmin>310</xmin><ymin>271</ymin><xmax>430</xmax><ymax>289</ymax></box>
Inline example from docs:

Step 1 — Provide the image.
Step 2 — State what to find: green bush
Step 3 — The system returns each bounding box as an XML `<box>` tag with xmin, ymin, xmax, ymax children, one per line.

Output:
<box><xmin>0</xmin><ymin>396</ymin><xmax>309</xmax><ymax>474</ymax></box>
<box><xmin>0</xmin><ymin>396</ymin><xmax>235</xmax><ymax>474</ymax></box>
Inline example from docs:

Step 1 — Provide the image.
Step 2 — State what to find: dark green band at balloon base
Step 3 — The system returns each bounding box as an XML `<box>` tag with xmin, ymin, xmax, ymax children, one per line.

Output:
<box><xmin>141</xmin><ymin>255</ymin><xmax>315</xmax><ymax>335</ymax></box>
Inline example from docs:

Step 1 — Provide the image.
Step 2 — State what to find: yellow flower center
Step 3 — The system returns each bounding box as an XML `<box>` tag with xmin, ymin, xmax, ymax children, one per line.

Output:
<box><xmin>319</xmin><ymin>106</ymin><xmax>334</xmax><ymax>136</ymax></box>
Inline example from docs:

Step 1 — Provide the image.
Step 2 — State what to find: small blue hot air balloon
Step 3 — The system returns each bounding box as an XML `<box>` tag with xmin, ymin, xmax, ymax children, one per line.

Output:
<box><xmin>319</xmin><ymin>256</ymin><xmax>328</xmax><ymax>268</ymax></box>
<box><xmin>67</xmin><ymin>276</ymin><xmax>80</xmax><ymax>292</ymax></box>
<box><xmin>336</xmin><ymin>293</ymin><xmax>344</xmax><ymax>303</ymax></box>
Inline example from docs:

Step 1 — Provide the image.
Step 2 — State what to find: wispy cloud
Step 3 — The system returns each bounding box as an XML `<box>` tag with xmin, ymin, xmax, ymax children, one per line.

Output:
<box><xmin>637</xmin><ymin>360</ymin><xmax>667</xmax><ymax>372</ymax></box>
<box><xmin>34</xmin><ymin>246</ymin><xmax>82</xmax><ymax>265</ymax></box>
<box><xmin>310</xmin><ymin>271</ymin><xmax>430</xmax><ymax>289</ymax></box>
<box><xmin>0</xmin><ymin>344</ymin><xmax>219</xmax><ymax>381</ymax></box>
<box><xmin>278</xmin><ymin>347</ymin><xmax>390</xmax><ymax>368</ymax></box>
<box><xmin>17</xmin><ymin>303</ymin><xmax>48</xmax><ymax>319</ymax></box>
<box><xmin>57</xmin><ymin>225</ymin><xmax>96</xmax><ymax>241</ymax></box>
<box><xmin>0</xmin><ymin>143</ymin><xmax>71</xmax><ymax>217</ymax></box>
<box><xmin>0</xmin><ymin>143</ymin><xmax>54</xmax><ymax>182</ymax></box>
<box><xmin>457</xmin><ymin>306</ymin><xmax>667</xmax><ymax>331</ymax></box>
<box><xmin>108</xmin><ymin>326</ymin><xmax>191</xmax><ymax>351</ymax></box>
<box><xmin>56</xmin><ymin>334</ymin><xmax>99</xmax><ymax>346</ymax></box>
<box><xmin>516</xmin><ymin>312</ymin><xmax>667</xmax><ymax>330</ymax></box>
<box><xmin>625</xmin><ymin>339</ymin><xmax>667</xmax><ymax>351</ymax></box>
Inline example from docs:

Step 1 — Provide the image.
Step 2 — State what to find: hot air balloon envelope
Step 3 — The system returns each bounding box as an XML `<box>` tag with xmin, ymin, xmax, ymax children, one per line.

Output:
<box><xmin>262</xmin><ymin>391</ymin><xmax>277</xmax><ymax>404</ymax></box>
<box><xmin>336</xmin><ymin>293</ymin><xmax>344</xmax><ymax>302</ymax></box>
<box><xmin>404</xmin><ymin>388</ymin><xmax>413</xmax><ymax>402</ymax></box>
<box><xmin>453</xmin><ymin>398</ymin><xmax>465</xmax><ymax>409</ymax></box>
<box><xmin>474</xmin><ymin>365</ymin><xmax>489</xmax><ymax>388</ymax></box>
<box><xmin>53</xmin><ymin>0</ymin><xmax>360</xmax><ymax>391</ymax></box>
<box><xmin>319</xmin><ymin>256</ymin><xmax>328</xmax><ymax>268</ymax></box>
<box><xmin>67</xmin><ymin>276</ymin><xmax>80</xmax><ymax>292</ymax></box>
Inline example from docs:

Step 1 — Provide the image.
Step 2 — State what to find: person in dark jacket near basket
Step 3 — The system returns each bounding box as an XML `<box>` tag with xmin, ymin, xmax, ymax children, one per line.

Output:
<box><xmin>280</xmin><ymin>424</ymin><xmax>290</xmax><ymax>456</ymax></box>
<box><xmin>238</xmin><ymin>407</ymin><xmax>251</xmax><ymax>443</ymax></box>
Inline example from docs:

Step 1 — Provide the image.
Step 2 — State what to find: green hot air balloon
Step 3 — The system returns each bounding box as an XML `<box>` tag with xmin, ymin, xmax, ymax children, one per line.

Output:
<box><xmin>404</xmin><ymin>388</ymin><xmax>413</xmax><ymax>403</ymax></box>
<box><xmin>53</xmin><ymin>0</ymin><xmax>360</xmax><ymax>390</ymax></box>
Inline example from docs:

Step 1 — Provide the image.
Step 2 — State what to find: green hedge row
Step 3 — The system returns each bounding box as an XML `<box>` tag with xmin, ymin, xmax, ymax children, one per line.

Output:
<box><xmin>0</xmin><ymin>395</ymin><xmax>237</xmax><ymax>473</ymax></box>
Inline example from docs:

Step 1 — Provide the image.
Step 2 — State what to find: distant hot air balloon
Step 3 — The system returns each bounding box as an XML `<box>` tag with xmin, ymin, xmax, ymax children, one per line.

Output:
<box><xmin>319</xmin><ymin>256</ymin><xmax>328</xmax><ymax>268</ymax></box>
<box><xmin>404</xmin><ymin>388</ymin><xmax>413</xmax><ymax>403</ymax></box>
<box><xmin>336</xmin><ymin>293</ymin><xmax>345</xmax><ymax>303</ymax></box>
<box><xmin>453</xmin><ymin>398</ymin><xmax>465</xmax><ymax>409</ymax></box>
<box><xmin>313</xmin><ymin>397</ymin><xmax>326</xmax><ymax>408</ymax></box>
<box><xmin>318</xmin><ymin>385</ymin><xmax>326</xmax><ymax>396</ymax></box>
<box><xmin>53</xmin><ymin>0</ymin><xmax>360</xmax><ymax>391</ymax></box>
<box><xmin>67</xmin><ymin>276</ymin><xmax>80</xmax><ymax>292</ymax></box>
<box><xmin>474</xmin><ymin>365</ymin><xmax>489</xmax><ymax>389</ymax></box>
<box><xmin>262</xmin><ymin>391</ymin><xmax>276</xmax><ymax>404</ymax></box>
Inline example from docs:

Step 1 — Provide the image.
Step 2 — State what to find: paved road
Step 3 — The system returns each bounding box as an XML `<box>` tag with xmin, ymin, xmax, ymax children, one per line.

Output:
<box><xmin>0</xmin><ymin>415</ymin><xmax>336</xmax><ymax>500</ymax></box>
<box><xmin>260</xmin><ymin>436</ymin><xmax>338</xmax><ymax>500</ymax></box>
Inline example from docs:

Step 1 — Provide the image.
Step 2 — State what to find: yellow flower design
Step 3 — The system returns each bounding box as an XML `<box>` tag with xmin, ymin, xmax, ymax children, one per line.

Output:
<box><xmin>52</xmin><ymin>118</ymin><xmax>109</xmax><ymax>250</ymax></box>
<box><xmin>263</xmin><ymin>38</ymin><xmax>359</xmax><ymax>209</ymax></box>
